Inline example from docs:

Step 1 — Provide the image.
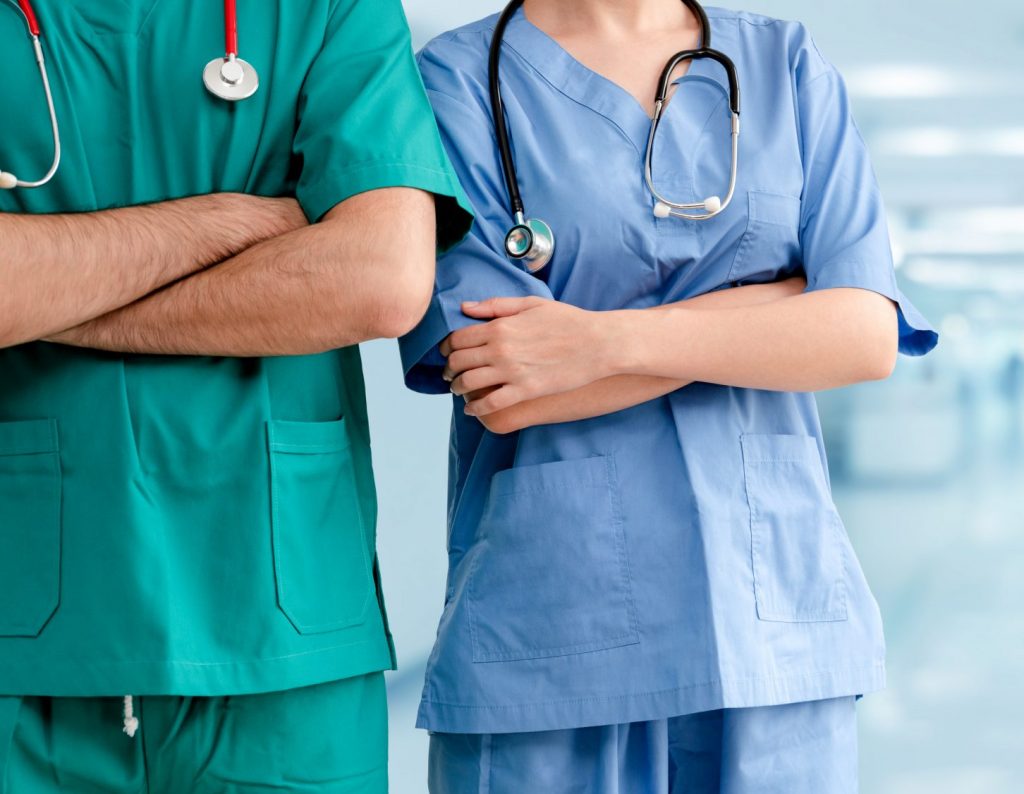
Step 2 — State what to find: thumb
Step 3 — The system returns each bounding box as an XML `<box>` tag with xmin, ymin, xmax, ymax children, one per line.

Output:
<box><xmin>462</xmin><ymin>296</ymin><xmax>546</xmax><ymax>319</ymax></box>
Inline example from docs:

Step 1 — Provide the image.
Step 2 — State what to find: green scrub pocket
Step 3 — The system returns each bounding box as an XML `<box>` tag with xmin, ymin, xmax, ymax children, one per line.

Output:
<box><xmin>0</xmin><ymin>420</ymin><xmax>62</xmax><ymax>637</ymax></box>
<box><xmin>267</xmin><ymin>418</ymin><xmax>374</xmax><ymax>635</ymax></box>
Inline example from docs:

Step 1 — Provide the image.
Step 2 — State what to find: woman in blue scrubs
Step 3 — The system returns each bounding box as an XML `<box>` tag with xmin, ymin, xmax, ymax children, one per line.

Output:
<box><xmin>401</xmin><ymin>1</ymin><xmax>938</xmax><ymax>791</ymax></box>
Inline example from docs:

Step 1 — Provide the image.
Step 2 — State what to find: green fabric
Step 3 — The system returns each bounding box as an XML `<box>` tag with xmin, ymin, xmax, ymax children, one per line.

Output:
<box><xmin>0</xmin><ymin>674</ymin><xmax>388</xmax><ymax>793</ymax></box>
<box><xmin>0</xmin><ymin>0</ymin><xmax>472</xmax><ymax>695</ymax></box>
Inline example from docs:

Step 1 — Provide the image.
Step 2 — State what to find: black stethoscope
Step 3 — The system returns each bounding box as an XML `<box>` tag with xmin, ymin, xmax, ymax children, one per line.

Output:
<box><xmin>0</xmin><ymin>0</ymin><xmax>259</xmax><ymax>191</ymax></box>
<box><xmin>489</xmin><ymin>0</ymin><xmax>741</xmax><ymax>273</ymax></box>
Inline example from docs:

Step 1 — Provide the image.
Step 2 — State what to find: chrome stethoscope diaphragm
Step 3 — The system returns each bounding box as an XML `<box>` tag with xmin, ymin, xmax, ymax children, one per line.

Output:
<box><xmin>489</xmin><ymin>0</ymin><xmax>555</xmax><ymax>274</ymax></box>
<box><xmin>203</xmin><ymin>0</ymin><xmax>259</xmax><ymax>102</ymax></box>
<box><xmin>1</xmin><ymin>0</ymin><xmax>259</xmax><ymax>191</ymax></box>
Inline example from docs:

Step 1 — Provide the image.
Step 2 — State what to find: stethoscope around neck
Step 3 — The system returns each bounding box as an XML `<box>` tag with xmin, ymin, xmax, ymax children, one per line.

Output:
<box><xmin>488</xmin><ymin>0</ymin><xmax>741</xmax><ymax>274</ymax></box>
<box><xmin>0</xmin><ymin>0</ymin><xmax>259</xmax><ymax>191</ymax></box>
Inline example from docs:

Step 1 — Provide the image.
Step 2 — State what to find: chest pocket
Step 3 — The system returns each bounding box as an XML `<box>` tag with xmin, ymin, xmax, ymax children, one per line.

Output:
<box><xmin>726</xmin><ymin>191</ymin><xmax>803</xmax><ymax>283</ymax></box>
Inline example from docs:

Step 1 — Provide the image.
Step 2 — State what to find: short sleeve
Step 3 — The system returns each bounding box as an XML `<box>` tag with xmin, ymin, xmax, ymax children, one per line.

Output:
<box><xmin>292</xmin><ymin>0</ymin><xmax>472</xmax><ymax>250</ymax></box>
<box><xmin>399</xmin><ymin>86</ymin><xmax>554</xmax><ymax>394</ymax></box>
<box><xmin>796</xmin><ymin>43</ymin><xmax>937</xmax><ymax>357</ymax></box>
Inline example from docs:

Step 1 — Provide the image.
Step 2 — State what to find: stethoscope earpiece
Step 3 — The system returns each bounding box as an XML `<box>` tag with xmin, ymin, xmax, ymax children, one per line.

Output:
<box><xmin>0</xmin><ymin>172</ymin><xmax>18</xmax><ymax>190</ymax></box>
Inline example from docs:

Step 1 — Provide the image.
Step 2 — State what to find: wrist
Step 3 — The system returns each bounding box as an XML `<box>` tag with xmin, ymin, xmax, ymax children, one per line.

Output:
<box><xmin>597</xmin><ymin>309</ymin><xmax>647</xmax><ymax>377</ymax></box>
<box><xmin>608</xmin><ymin>307</ymin><xmax>692</xmax><ymax>378</ymax></box>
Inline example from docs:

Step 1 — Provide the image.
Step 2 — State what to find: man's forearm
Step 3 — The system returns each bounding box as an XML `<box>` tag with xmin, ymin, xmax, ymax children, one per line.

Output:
<box><xmin>0</xmin><ymin>194</ymin><xmax>305</xmax><ymax>348</ymax></box>
<box><xmin>475</xmin><ymin>278</ymin><xmax>805</xmax><ymax>434</ymax></box>
<box><xmin>50</xmin><ymin>188</ymin><xmax>437</xmax><ymax>357</ymax></box>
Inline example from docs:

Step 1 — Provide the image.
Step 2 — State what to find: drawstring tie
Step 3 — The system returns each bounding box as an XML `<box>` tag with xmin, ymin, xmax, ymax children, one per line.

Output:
<box><xmin>122</xmin><ymin>695</ymin><xmax>139</xmax><ymax>738</ymax></box>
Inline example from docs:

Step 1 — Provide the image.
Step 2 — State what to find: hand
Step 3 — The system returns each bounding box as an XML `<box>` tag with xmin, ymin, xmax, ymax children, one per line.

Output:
<box><xmin>441</xmin><ymin>297</ymin><xmax>615</xmax><ymax>416</ymax></box>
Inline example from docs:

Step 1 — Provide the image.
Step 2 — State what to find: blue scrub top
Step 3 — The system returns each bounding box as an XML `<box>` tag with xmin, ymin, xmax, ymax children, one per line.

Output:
<box><xmin>401</xmin><ymin>7</ymin><xmax>938</xmax><ymax>734</ymax></box>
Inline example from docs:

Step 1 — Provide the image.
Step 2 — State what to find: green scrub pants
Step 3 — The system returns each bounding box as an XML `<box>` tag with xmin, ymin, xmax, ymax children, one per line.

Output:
<box><xmin>0</xmin><ymin>674</ymin><xmax>387</xmax><ymax>794</ymax></box>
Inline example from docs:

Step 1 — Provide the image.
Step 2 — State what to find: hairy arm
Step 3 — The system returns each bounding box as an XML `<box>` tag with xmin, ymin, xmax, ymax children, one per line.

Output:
<box><xmin>446</xmin><ymin>278</ymin><xmax>806</xmax><ymax>434</ymax></box>
<box><xmin>446</xmin><ymin>286</ymin><xmax>898</xmax><ymax>418</ymax></box>
<box><xmin>0</xmin><ymin>195</ymin><xmax>306</xmax><ymax>348</ymax></box>
<box><xmin>50</xmin><ymin>188</ymin><xmax>437</xmax><ymax>356</ymax></box>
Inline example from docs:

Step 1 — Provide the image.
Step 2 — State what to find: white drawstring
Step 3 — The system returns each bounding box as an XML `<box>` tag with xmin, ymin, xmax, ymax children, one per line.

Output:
<box><xmin>122</xmin><ymin>695</ymin><xmax>139</xmax><ymax>738</ymax></box>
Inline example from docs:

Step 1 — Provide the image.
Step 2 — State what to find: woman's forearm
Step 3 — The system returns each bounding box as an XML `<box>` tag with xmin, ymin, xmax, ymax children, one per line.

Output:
<box><xmin>608</xmin><ymin>287</ymin><xmax>899</xmax><ymax>392</ymax></box>
<box><xmin>474</xmin><ymin>278</ymin><xmax>805</xmax><ymax>433</ymax></box>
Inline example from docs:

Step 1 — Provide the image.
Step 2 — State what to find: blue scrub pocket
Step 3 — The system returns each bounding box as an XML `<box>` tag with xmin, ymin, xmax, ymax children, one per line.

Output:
<box><xmin>741</xmin><ymin>434</ymin><xmax>848</xmax><ymax>623</ymax></box>
<box><xmin>267</xmin><ymin>418</ymin><xmax>375</xmax><ymax>635</ymax></box>
<box><xmin>0</xmin><ymin>420</ymin><xmax>62</xmax><ymax>637</ymax></box>
<box><xmin>726</xmin><ymin>191</ymin><xmax>802</xmax><ymax>283</ymax></box>
<box><xmin>466</xmin><ymin>455</ymin><xmax>640</xmax><ymax>663</ymax></box>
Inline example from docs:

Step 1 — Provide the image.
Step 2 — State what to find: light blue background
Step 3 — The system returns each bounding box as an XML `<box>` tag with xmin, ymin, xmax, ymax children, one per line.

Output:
<box><xmin>365</xmin><ymin>2</ymin><xmax>1024</xmax><ymax>791</ymax></box>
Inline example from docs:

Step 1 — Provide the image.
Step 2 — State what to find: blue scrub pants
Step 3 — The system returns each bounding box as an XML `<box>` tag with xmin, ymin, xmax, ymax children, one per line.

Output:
<box><xmin>428</xmin><ymin>697</ymin><xmax>858</xmax><ymax>794</ymax></box>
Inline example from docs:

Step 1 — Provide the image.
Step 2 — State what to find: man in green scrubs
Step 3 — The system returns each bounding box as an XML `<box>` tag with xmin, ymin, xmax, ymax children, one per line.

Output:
<box><xmin>0</xmin><ymin>0</ymin><xmax>471</xmax><ymax>791</ymax></box>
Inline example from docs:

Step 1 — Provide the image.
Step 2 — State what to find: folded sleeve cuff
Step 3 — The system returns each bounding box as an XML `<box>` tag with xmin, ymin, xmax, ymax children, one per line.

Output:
<box><xmin>400</xmin><ymin>278</ymin><xmax>554</xmax><ymax>395</ymax></box>
<box><xmin>298</xmin><ymin>161</ymin><xmax>473</xmax><ymax>251</ymax></box>
<box><xmin>807</xmin><ymin>259</ymin><xmax>938</xmax><ymax>357</ymax></box>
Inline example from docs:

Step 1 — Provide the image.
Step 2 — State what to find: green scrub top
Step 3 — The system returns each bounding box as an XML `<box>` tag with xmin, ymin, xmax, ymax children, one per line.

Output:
<box><xmin>0</xmin><ymin>0</ymin><xmax>471</xmax><ymax>696</ymax></box>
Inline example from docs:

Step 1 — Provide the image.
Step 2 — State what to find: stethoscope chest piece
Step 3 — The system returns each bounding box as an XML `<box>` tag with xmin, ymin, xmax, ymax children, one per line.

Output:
<box><xmin>505</xmin><ymin>216</ymin><xmax>554</xmax><ymax>273</ymax></box>
<box><xmin>203</xmin><ymin>55</ymin><xmax>259</xmax><ymax>102</ymax></box>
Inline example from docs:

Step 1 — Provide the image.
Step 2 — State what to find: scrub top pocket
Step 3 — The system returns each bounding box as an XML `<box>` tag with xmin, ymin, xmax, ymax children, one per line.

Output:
<box><xmin>466</xmin><ymin>455</ymin><xmax>640</xmax><ymax>663</ymax></box>
<box><xmin>741</xmin><ymin>434</ymin><xmax>848</xmax><ymax>623</ymax></box>
<box><xmin>267</xmin><ymin>418</ymin><xmax>374</xmax><ymax>635</ymax></box>
<box><xmin>726</xmin><ymin>191</ymin><xmax>802</xmax><ymax>283</ymax></box>
<box><xmin>0</xmin><ymin>420</ymin><xmax>62</xmax><ymax>637</ymax></box>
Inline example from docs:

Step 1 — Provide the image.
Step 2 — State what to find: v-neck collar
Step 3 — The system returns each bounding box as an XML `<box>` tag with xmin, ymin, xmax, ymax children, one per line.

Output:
<box><xmin>64</xmin><ymin>0</ymin><xmax>166</xmax><ymax>37</ymax></box>
<box><xmin>500</xmin><ymin>7</ymin><xmax>730</xmax><ymax>153</ymax></box>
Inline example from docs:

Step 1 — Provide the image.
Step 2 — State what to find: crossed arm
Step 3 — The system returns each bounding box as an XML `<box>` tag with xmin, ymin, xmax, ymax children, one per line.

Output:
<box><xmin>1</xmin><ymin>188</ymin><xmax>437</xmax><ymax>354</ymax></box>
<box><xmin>442</xmin><ymin>282</ymin><xmax>898</xmax><ymax>434</ymax></box>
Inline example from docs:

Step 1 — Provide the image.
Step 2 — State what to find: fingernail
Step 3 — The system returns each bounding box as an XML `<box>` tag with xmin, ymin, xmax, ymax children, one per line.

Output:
<box><xmin>463</xmin><ymin>301</ymin><xmax>479</xmax><ymax>308</ymax></box>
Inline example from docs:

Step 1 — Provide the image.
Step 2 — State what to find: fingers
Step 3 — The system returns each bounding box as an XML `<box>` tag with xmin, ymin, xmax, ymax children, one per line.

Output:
<box><xmin>461</xmin><ymin>296</ymin><xmax>546</xmax><ymax>319</ymax></box>
<box><xmin>446</xmin><ymin>322</ymin><xmax>491</xmax><ymax>352</ymax></box>
<box><xmin>439</xmin><ymin>334</ymin><xmax>454</xmax><ymax>358</ymax></box>
<box><xmin>464</xmin><ymin>385</ymin><xmax>523</xmax><ymax>417</ymax></box>
<box><xmin>443</xmin><ymin>346</ymin><xmax>491</xmax><ymax>382</ymax></box>
<box><xmin>450</xmin><ymin>367</ymin><xmax>503</xmax><ymax>397</ymax></box>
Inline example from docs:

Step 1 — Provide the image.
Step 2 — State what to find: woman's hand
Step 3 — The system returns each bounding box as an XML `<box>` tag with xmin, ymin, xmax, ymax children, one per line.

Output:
<box><xmin>440</xmin><ymin>297</ymin><xmax>616</xmax><ymax>417</ymax></box>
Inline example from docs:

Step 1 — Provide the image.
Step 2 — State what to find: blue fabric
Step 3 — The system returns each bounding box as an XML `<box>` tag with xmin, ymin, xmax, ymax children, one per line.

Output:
<box><xmin>428</xmin><ymin>697</ymin><xmax>858</xmax><ymax>794</ymax></box>
<box><xmin>401</xmin><ymin>7</ymin><xmax>938</xmax><ymax>734</ymax></box>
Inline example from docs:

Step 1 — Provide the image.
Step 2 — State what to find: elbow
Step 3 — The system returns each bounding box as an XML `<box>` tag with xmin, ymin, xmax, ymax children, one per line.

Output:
<box><xmin>857</xmin><ymin>315</ymin><xmax>900</xmax><ymax>383</ymax></box>
<box><xmin>478</xmin><ymin>411</ymin><xmax>524</xmax><ymax>436</ymax></box>
<box><xmin>0</xmin><ymin>303</ymin><xmax>26</xmax><ymax>349</ymax></box>
<box><xmin>861</xmin><ymin>344</ymin><xmax>897</xmax><ymax>382</ymax></box>
<box><xmin>369</xmin><ymin>255</ymin><xmax>435</xmax><ymax>340</ymax></box>
<box><xmin>374</xmin><ymin>286</ymin><xmax>432</xmax><ymax>339</ymax></box>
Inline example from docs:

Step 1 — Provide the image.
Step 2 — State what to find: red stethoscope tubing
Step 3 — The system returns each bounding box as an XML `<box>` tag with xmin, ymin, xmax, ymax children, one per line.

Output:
<box><xmin>223</xmin><ymin>0</ymin><xmax>238</xmax><ymax>57</ymax></box>
<box><xmin>17</xmin><ymin>0</ymin><xmax>40</xmax><ymax>36</ymax></box>
<box><xmin>16</xmin><ymin>1</ymin><xmax>239</xmax><ymax>56</ymax></box>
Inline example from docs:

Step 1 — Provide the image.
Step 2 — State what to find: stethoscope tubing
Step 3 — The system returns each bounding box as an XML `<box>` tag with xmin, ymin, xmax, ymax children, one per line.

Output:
<box><xmin>223</xmin><ymin>0</ymin><xmax>238</xmax><ymax>57</ymax></box>
<box><xmin>488</xmin><ymin>0</ymin><xmax>527</xmax><ymax>222</ymax></box>
<box><xmin>488</xmin><ymin>0</ymin><xmax>743</xmax><ymax>262</ymax></box>
<box><xmin>3</xmin><ymin>0</ymin><xmax>255</xmax><ymax>189</ymax></box>
<box><xmin>1</xmin><ymin>0</ymin><xmax>61</xmax><ymax>189</ymax></box>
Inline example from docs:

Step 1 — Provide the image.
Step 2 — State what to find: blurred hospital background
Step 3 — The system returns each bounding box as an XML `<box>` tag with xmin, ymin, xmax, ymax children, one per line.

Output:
<box><xmin>357</xmin><ymin>1</ymin><xmax>1024</xmax><ymax>791</ymax></box>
